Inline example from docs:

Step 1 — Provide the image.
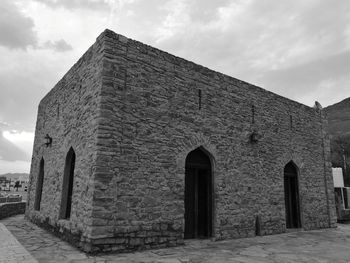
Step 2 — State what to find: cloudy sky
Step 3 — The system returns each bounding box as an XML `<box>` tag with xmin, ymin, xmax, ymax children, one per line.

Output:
<box><xmin>1</xmin><ymin>0</ymin><xmax>350</xmax><ymax>174</ymax></box>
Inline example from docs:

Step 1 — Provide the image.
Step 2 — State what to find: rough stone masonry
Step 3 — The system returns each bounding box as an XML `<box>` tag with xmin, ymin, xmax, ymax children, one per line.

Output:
<box><xmin>26</xmin><ymin>29</ymin><xmax>337</xmax><ymax>253</ymax></box>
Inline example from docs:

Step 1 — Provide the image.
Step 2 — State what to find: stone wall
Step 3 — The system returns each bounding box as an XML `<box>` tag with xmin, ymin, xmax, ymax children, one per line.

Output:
<box><xmin>26</xmin><ymin>33</ymin><xmax>106</xmax><ymax>251</ymax></box>
<box><xmin>27</xmin><ymin>29</ymin><xmax>337</xmax><ymax>253</ymax></box>
<box><xmin>89</xmin><ymin>30</ymin><xmax>336</xmax><ymax>252</ymax></box>
<box><xmin>0</xmin><ymin>202</ymin><xmax>26</xmax><ymax>220</ymax></box>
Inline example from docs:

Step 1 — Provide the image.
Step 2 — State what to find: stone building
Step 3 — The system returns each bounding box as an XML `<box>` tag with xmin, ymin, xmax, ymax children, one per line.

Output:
<box><xmin>26</xmin><ymin>29</ymin><xmax>337</xmax><ymax>253</ymax></box>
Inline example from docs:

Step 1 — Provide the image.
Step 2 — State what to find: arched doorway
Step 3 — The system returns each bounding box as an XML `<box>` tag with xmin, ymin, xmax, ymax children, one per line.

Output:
<box><xmin>34</xmin><ymin>157</ymin><xmax>45</xmax><ymax>211</ymax></box>
<box><xmin>284</xmin><ymin>162</ymin><xmax>301</xmax><ymax>228</ymax></box>
<box><xmin>184</xmin><ymin>148</ymin><xmax>212</xmax><ymax>239</ymax></box>
<box><xmin>60</xmin><ymin>147</ymin><xmax>76</xmax><ymax>219</ymax></box>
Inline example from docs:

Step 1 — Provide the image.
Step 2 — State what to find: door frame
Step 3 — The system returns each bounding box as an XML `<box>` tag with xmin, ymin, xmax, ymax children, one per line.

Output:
<box><xmin>184</xmin><ymin>147</ymin><xmax>214</xmax><ymax>239</ymax></box>
<box><xmin>284</xmin><ymin>162</ymin><xmax>302</xmax><ymax>229</ymax></box>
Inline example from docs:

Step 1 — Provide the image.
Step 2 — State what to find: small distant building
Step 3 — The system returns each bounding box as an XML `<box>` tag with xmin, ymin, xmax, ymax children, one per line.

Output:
<box><xmin>333</xmin><ymin>167</ymin><xmax>350</xmax><ymax>222</ymax></box>
<box><xmin>0</xmin><ymin>176</ymin><xmax>7</xmax><ymax>184</ymax></box>
<box><xmin>26</xmin><ymin>29</ymin><xmax>337</xmax><ymax>253</ymax></box>
<box><xmin>333</xmin><ymin>168</ymin><xmax>344</xmax><ymax>188</ymax></box>
<box><xmin>0</xmin><ymin>176</ymin><xmax>10</xmax><ymax>191</ymax></box>
<box><xmin>18</xmin><ymin>175</ymin><xmax>29</xmax><ymax>185</ymax></box>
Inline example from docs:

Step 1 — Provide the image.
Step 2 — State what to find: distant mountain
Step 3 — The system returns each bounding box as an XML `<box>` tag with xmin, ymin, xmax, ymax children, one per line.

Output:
<box><xmin>0</xmin><ymin>173</ymin><xmax>29</xmax><ymax>181</ymax></box>
<box><xmin>325</xmin><ymin>98</ymin><xmax>350</xmax><ymax>184</ymax></box>
<box><xmin>325</xmin><ymin>98</ymin><xmax>350</xmax><ymax>136</ymax></box>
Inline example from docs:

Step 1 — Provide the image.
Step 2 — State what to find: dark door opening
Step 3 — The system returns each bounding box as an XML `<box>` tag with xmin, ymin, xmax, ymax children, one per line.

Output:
<box><xmin>284</xmin><ymin>162</ymin><xmax>301</xmax><ymax>228</ymax></box>
<box><xmin>185</xmin><ymin>148</ymin><xmax>212</xmax><ymax>239</ymax></box>
<box><xmin>34</xmin><ymin>158</ymin><xmax>45</xmax><ymax>211</ymax></box>
<box><xmin>59</xmin><ymin>147</ymin><xmax>76</xmax><ymax>219</ymax></box>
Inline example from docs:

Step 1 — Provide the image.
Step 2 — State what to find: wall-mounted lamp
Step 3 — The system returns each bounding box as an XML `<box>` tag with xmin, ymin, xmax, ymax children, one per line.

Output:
<box><xmin>250</xmin><ymin>131</ymin><xmax>261</xmax><ymax>143</ymax></box>
<box><xmin>44</xmin><ymin>134</ymin><xmax>52</xmax><ymax>147</ymax></box>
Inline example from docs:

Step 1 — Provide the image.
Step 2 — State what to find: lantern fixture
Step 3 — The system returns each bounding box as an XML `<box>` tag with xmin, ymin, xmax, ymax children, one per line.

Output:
<box><xmin>44</xmin><ymin>134</ymin><xmax>52</xmax><ymax>147</ymax></box>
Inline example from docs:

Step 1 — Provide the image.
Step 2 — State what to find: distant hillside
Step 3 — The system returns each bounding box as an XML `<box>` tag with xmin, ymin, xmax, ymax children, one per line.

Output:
<box><xmin>325</xmin><ymin>98</ymin><xmax>350</xmax><ymax>136</ymax></box>
<box><xmin>325</xmin><ymin>98</ymin><xmax>350</xmax><ymax>185</ymax></box>
<box><xmin>0</xmin><ymin>173</ymin><xmax>29</xmax><ymax>181</ymax></box>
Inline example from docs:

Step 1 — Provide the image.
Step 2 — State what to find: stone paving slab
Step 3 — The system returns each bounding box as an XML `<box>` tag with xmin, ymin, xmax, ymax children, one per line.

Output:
<box><xmin>0</xmin><ymin>222</ymin><xmax>37</xmax><ymax>263</ymax></box>
<box><xmin>2</xmin><ymin>215</ymin><xmax>350</xmax><ymax>262</ymax></box>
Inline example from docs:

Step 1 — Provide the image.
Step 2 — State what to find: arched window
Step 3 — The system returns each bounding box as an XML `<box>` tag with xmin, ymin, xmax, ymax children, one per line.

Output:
<box><xmin>34</xmin><ymin>158</ymin><xmax>45</xmax><ymax>211</ymax></box>
<box><xmin>59</xmin><ymin>147</ymin><xmax>76</xmax><ymax>219</ymax></box>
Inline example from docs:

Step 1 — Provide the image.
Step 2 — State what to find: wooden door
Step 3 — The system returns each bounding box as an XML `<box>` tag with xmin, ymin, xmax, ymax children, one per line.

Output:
<box><xmin>184</xmin><ymin>148</ymin><xmax>212</xmax><ymax>239</ymax></box>
<box><xmin>284</xmin><ymin>162</ymin><xmax>301</xmax><ymax>228</ymax></box>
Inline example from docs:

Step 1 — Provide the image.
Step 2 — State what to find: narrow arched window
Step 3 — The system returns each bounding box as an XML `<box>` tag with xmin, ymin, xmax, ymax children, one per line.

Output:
<box><xmin>59</xmin><ymin>147</ymin><xmax>76</xmax><ymax>219</ymax></box>
<box><xmin>34</xmin><ymin>158</ymin><xmax>45</xmax><ymax>211</ymax></box>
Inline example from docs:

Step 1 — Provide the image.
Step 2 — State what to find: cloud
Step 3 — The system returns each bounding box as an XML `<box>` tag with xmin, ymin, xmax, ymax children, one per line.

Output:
<box><xmin>260</xmin><ymin>51</ymin><xmax>350</xmax><ymax>88</ymax></box>
<box><xmin>0</xmin><ymin>130</ymin><xmax>30</xmax><ymax>162</ymax></box>
<box><xmin>257</xmin><ymin>51</ymin><xmax>350</xmax><ymax>106</ymax></box>
<box><xmin>0</xmin><ymin>160</ymin><xmax>31</xmax><ymax>174</ymax></box>
<box><xmin>0</xmin><ymin>0</ymin><xmax>38</xmax><ymax>49</ymax></box>
<box><xmin>42</xmin><ymin>39</ymin><xmax>73</xmax><ymax>52</ymax></box>
<box><xmin>0</xmin><ymin>121</ymin><xmax>10</xmax><ymax>128</ymax></box>
<box><xmin>188</xmin><ymin>0</ymin><xmax>230</xmax><ymax>23</ymax></box>
<box><xmin>3</xmin><ymin>130</ymin><xmax>34</xmax><ymax>157</ymax></box>
<box><xmin>0</xmin><ymin>63</ymin><xmax>49</xmax><ymax>131</ymax></box>
<box><xmin>33</xmin><ymin>0</ymin><xmax>110</xmax><ymax>10</ymax></box>
<box><xmin>0</xmin><ymin>0</ymin><xmax>72</xmax><ymax>52</ymax></box>
<box><xmin>155</xmin><ymin>0</ymin><xmax>190</xmax><ymax>43</ymax></box>
<box><xmin>149</xmin><ymin>0</ymin><xmax>350</xmax><ymax>107</ymax></box>
<box><xmin>33</xmin><ymin>0</ymin><xmax>138</xmax><ymax>11</ymax></box>
<box><xmin>0</xmin><ymin>42</ymin><xmax>76</xmax><ymax>132</ymax></box>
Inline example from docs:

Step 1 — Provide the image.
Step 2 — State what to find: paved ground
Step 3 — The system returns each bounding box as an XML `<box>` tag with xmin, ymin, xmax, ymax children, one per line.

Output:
<box><xmin>2</xmin><ymin>215</ymin><xmax>350</xmax><ymax>263</ymax></box>
<box><xmin>0</xmin><ymin>223</ymin><xmax>37</xmax><ymax>263</ymax></box>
